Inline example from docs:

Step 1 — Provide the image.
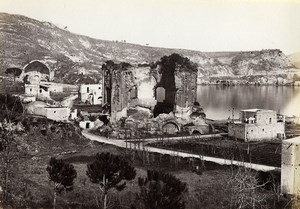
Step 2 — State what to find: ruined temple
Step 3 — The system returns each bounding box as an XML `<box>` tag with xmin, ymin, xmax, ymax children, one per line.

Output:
<box><xmin>153</xmin><ymin>54</ymin><xmax>198</xmax><ymax>117</ymax></box>
<box><xmin>102</xmin><ymin>54</ymin><xmax>199</xmax><ymax>126</ymax></box>
<box><xmin>23</xmin><ymin>60</ymin><xmax>54</xmax><ymax>82</ymax></box>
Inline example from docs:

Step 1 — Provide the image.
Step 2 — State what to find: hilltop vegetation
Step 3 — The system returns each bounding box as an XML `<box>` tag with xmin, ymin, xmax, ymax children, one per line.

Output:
<box><xmin>0</xmin><ymin>12</ymin><xmax>296</xmax><ymax>84</ymax></box>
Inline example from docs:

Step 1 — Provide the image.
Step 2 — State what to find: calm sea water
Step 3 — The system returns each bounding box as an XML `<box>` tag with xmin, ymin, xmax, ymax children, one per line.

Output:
<box><xmin>197</xmin><ymin>85</ymin><xmax>300</xmax><ymax>120</ymax></box>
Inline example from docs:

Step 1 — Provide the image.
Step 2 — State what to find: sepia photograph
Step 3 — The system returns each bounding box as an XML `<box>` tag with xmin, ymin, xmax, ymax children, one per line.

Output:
<box><xmin>0</xmin><ymin>0</ymin><xmax>300</xmax><ymax>208</ymax></box>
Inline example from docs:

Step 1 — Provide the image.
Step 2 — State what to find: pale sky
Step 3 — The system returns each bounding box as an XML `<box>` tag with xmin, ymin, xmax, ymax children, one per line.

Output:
<box><xmin>0</xmin><ymin>0</ymin><xmax>300</xmax><ymax>54</ymax></box>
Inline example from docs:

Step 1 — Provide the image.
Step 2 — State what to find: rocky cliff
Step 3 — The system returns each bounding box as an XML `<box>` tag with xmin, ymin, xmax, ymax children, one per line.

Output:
<box><xmin>0</xmin><ymin>12</ymin><xmax>296</xmax><ymax>84</ymax></box>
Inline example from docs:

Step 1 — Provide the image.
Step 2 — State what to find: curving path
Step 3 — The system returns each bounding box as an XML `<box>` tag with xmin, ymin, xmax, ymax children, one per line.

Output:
<box><xmin>82</xmin><ymin>130</ymin><xmax>280</xmax><ymax>172</ymax></box>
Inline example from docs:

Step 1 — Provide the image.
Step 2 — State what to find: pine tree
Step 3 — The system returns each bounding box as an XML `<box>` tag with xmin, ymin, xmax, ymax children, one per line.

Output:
<box><xmin>86</xmin><ymin>152</ymin><xmax>136</xmax><ymax>209</ymax></box>
<box><xmin>46</xmin><ymin>157</ymin><xmax>77</xmax><ymax>209</ymax></box>
<box><xmin>136</xmin><ymin>170</ymin><xmax>187</xmax><ymax>209</ymax></box>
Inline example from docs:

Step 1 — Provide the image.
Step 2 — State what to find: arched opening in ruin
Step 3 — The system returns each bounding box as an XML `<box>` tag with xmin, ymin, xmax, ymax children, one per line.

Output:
<box><xmin>105</xmin><ymin>87</ymin><xmax>111</xmax><ymax>105</ymax></box>
<box><xmin>130</xmin><ymin>85</ymin><xmax>138</xmax><ymax>99</ymax></box>
<box><xmin>192</xmin><ymin>130</ymin><xmax>201</xmax><ymax>135</ymax></box>
<box><xmin>24</xmin><ymin>61</ymin><xmax>50</xmax><ymax>75</ymax></box>
<box><xmin>162</xmin><ymin>121</ymin><xmax>180</xmax><ymax>134</ymax></box>
<box><xmin>153</xmin><ymin>86</ymin><xmax>175</xmax><ymax>117</ymax></box>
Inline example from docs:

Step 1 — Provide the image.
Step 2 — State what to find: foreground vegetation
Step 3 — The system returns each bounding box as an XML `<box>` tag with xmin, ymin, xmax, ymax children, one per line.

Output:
<box><xmin>0</xmin><ymin>135</ymin><xmax>292</xmax><ymax>209</ymax></box>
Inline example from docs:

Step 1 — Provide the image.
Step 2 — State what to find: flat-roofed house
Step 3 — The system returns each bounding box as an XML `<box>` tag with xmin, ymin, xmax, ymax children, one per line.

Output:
<box><xmin>79</xmin><ymin>84</ymin><xmax>102</xmax><ymax>105</ymax></box>
<box><xmin>44</xmin><ymin>107</ymin><xmax>71</xmax><ymax>121</ymax></box>
<box><xmin>26</xmin><ymin>101</ymin><xmax>71</xmax><ymax>121</ymax></box>
<box><xmin>228</xmin><ymin>109</ymin><xmax>285</xmax><ymax>141</ymax></box>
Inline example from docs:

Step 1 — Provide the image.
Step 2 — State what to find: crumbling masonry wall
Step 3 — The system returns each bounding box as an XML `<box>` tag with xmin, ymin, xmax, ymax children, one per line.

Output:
<box><xmin>175</xmin><ymin>70</ymin><xmax>197</xmax><ymax>107</ymax></box>
<box><xmin>102</xmin><ymin>54</ymin><xmax>198</xmax><ymax>124</ymax></box>
<box><xmin>153</xmin><ymin>54</ymin><xmax>198</xmax><ymax>117</ymax></box>
<box><xmin>102</xmin><ymin>61</ymin><xmax>158</xmax><ymax>123</ymax></box>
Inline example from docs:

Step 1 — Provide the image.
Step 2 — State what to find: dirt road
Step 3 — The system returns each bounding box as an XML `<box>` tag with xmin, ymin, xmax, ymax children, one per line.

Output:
<box><xmin>82</xmin><ymin>130</ymin><xmax>280</xmax><ymax>172</ymax></box>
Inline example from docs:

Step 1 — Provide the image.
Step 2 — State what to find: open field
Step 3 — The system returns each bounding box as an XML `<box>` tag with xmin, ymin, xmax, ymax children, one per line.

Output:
<box><xmin>149</xmin><ymin>137</ymin><xmax>282</xmax><ymax>167</ymax></box>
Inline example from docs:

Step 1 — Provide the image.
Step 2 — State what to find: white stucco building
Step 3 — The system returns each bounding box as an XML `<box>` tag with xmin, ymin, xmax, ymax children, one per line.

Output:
<box><xmin>44</xmin><ymin>107</ymin><xmax>71</xmax><ymax>121</ymax></box>
<box><xmin>25</xmin><ymin>82</ymin><xmax>63</xmax><ymax>99</ymax></box>
<box><xmin>228</xmin><ymin>109</ymin><xmax>285</xmax><ymax>141</ymax></box>
<box><xmin>25</xmin><ymin>82</ymin><xmax>78</xmax><ymax>101</ymax></box>
<box><xmin>79</xmin><ymin>120</ymin><xmax>95</xmax><ymax>129</ymax></box>
<box><xmin>79</xmin><ymin>84</ymin><xmax>102</xmax><ymax>105</ymax></box>
<box><xmin>26</xmin><ymin>101</ymin><xmax>71</xmax><ymax>121</ymax></box>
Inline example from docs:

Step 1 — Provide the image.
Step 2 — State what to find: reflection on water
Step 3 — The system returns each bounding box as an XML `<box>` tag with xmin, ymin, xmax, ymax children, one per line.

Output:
<box><xmin>197</xmin><ymin>85</ymin><xmax>300</xmax><ymax>120</ymax></box>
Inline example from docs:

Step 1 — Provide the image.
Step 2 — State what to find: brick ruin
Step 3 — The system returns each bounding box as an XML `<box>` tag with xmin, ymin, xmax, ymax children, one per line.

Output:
<box><xmin>102</xmin><ymin>54</ymin><xmax>209</xmax><ymax>136</ymax></box>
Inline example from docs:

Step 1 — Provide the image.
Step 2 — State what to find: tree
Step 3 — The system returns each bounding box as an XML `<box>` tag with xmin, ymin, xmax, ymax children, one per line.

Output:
<box><xmin>86</xmin><ymin>152</ymin><xmax>136</xmax><ymax>209</ymax></box>
<box><xmin>0</xmin><ymin>94</ymin><xmax>26</xmax><ymax>207</ymax></box>
<box><xmin>46</xmin><ymin>157</ymin><xmax>77</xmax><ymax>209</ymax></box>
<box><xmin>5</xmin><ymin>68</ymin><xmax>22</xmax><ymax>92</ymax></box>
<box><xmin>0</xmin><ymin>94</ymin><xmax>24</xmax><ymax>117</ymax></box>
<box><xmin>229</xmin><ymin>167</ymin><xmax>267</xmax><ymax>209</ymax></box>
<box><xmin>136</xmin><ymin>170</ymin><xmax>187</xmax><ymax>209</ymax></box>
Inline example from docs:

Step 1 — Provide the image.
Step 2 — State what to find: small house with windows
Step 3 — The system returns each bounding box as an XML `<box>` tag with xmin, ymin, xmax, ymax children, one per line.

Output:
<box><xmin>79</xmin><ymin>84</ymin><xmax>102</xmax><ymax>105</ymax></box>
<box><xmin>228</xmin><ymin>109</ymin><xmax>285</xmax><ymax>141</ymax></box>
<box><xmin>25</xmin><ymin>82</ymin><xmax>65</xmax><ymax>100</ymax></box>
<box><xmin>25</xmin><ymin>84</ymin><xmax>39</xmax><ymax>96</ymax></box>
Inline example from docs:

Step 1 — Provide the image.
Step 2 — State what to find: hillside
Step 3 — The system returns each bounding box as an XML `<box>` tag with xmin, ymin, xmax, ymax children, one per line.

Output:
<box><xmin>0</xmin><ymin>12</ymin><xmax>295</xmax><ymax>84</ymax></box>
<box><xmin>289</xmin><ymin>52</ymin><xmax>300</xmax><ymax>69</ymax></box>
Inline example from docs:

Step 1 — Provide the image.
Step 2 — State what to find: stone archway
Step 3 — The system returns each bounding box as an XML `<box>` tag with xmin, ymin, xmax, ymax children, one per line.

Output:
<box><xmin>24</xmin><ymin>60</ymin><xmax>51</xmax><ymax>82</ymax></box>
<box><xmin>24</xmin><ymin>61</ymin><xmax>50</xmax><ymax>75</ymax></box>
<box><xmin>162</xmin><ymin>120</ymin><xmax>180</xmax><ymax>134</ymax></box>
<box><xmin>192</xmin><ymin>130</ymin><xmax>202</xmax><ymax>135</ymax></box>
